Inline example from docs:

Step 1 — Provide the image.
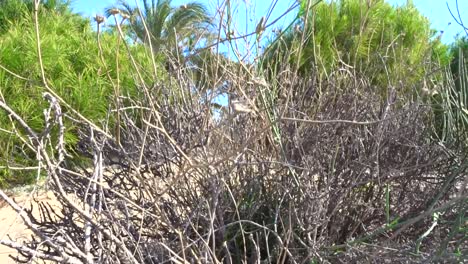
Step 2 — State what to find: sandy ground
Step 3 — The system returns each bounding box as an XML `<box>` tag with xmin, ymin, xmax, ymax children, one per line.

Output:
<box><xmin>0</xmin><ymin>189</ymin><xmax>58</xmax><ymax>264</ymax></box>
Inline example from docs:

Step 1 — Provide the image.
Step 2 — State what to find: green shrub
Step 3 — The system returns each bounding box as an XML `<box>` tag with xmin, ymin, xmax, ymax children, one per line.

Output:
<box><xmin>431</xmin><ymin>36</ymin><xmax>468</xmax><ymax>146</ymax></box>
<box><xmin>0</xmin><ymin>1</ymin><xmax>164</xmax><ymax>187</ymax></box>
<box><xmin>263</xmin><ymin>0</ymin><xmax>450</xmax><ymax>98</ymax></box>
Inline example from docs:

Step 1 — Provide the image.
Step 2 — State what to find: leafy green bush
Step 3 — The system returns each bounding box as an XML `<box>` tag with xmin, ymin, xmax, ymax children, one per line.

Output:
<box><xmin>263</xmin><ymin>0</ymin><xmax>450</xmax><ymax>97</ymax></box>
<box><xmin>0</xmin><ymin>1</ymin><xmax>164</xmax><ymax>187</ymax></box>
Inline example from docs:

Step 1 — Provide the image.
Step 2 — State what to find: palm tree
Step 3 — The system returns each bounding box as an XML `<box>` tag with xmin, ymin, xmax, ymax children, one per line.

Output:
<box><xmin>105</xmin><ymin>0</ymin><xmax>211</xmax><ymax>54</ymax></box>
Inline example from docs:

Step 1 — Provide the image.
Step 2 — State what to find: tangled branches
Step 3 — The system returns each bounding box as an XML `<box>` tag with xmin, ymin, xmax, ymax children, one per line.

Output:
<box><xmin>0</xmin><ymin>66</ymin><xmax>466</xmax><ymax>263</ymax></box>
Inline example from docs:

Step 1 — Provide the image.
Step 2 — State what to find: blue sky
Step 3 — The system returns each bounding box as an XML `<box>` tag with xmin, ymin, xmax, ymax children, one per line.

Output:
<box><xmin>71</xmin><ymin>0</ymin><xmax>467</xmax><ymax>44</ymax></box>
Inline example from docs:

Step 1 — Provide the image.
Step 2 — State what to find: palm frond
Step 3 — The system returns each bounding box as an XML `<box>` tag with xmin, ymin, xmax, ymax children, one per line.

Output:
<box><xmin>104</xmin><ymin>0</ymin><xmax>210</xmax><ymax>53</ymax></box>
<box><xmin>166</xmin><ymin>2</ymin><xmax>211</xmax><ymax>31</ymax></box>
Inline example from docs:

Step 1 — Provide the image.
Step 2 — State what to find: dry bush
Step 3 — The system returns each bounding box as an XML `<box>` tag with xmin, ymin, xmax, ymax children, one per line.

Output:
<box><xmin>0</xmin><ymin>1</ymin><xmax>466</xmax><ymax>263</ymax></box>
<box><xmin>1</xmin><ymin>63</ymin><xmax>466</xmax><ymax>263</ymax></box>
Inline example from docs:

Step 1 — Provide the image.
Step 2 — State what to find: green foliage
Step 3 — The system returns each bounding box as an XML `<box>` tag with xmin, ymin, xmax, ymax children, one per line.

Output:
<box><xmin>105</xmin><ymin>0</ymin><xmax>211</xmax><ymax>54</ymax></box>
<box><xmin>0</xmin><ymin>0</ymin><xmax>73</xmax><ymax>34</ymax></box>
<box><xmin>264</xmin><ymin>0</ymin><xmax>450</xmax><ymax>96</ymax></box>
<box><xmin>449</xmin><ymin>36</ymin><xmax>468</xmax><ymax>92</ymax></box>
<box><xmin>104</xmin><ymin>0</ymin><xmax>213</xmax><ymax>98</ymax></box>
<box><xmin>431</xmin><ymin>37</ymin><xmax>468</xmax><ymax>145</ymax></box>
<box><xmin>0</xmin><ymin>0</ymin><xmax>29</xmax><ymax>34</ymax></box>
<box><xmin>0</xmin><ymin>0</ymin><xmax>162</xmax><ymax>187</ymax></box>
